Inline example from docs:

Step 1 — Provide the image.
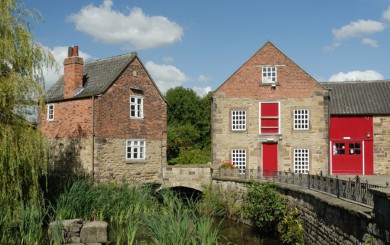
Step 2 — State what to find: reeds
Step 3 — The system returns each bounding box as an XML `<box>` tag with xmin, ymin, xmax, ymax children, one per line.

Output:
<box><xmin>51</xmin><ymin>179</ymin><xmax>221</xmax><ymax>244</ymax></box>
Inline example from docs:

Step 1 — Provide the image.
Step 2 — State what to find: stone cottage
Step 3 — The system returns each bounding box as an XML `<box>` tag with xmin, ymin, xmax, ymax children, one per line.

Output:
<box><xmin>39</xmin><ymin>46</ymin><xmax>167</xmax><ymax>183</ymax></box>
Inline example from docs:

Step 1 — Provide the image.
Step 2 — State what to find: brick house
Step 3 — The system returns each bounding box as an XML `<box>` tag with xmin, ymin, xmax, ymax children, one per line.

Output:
<box><xmin>212</xmin><ymin>42</ymin><xmax>329</xmax><ymax>175</ymax></box>
<box><xmin>39</xmin><ymin>46</ymin><xmax>167</xmax><ymax>183</ymax></box>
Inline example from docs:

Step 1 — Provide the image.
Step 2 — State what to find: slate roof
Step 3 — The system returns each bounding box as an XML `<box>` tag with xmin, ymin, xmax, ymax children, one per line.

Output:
<box><xmin>46</xmin><ymin>52</ymin><xmax>137</xmax><ymax>102</ymax></box>
<box><xmin>321</xmin><ymin>80</ymin><xmax>390</xmax><ymax>115</ymax></box>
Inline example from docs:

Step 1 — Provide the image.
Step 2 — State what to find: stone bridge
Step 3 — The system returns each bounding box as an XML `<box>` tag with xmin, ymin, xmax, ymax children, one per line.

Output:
<box><xmin>161</xmin><ymin>166</ymin><xmax>390</xmax><ymax>244</ymax></box>
<box><xmin>161</xmin><ymin>165</ymin><xmax>212</xmax><ymax>191</ymax></box>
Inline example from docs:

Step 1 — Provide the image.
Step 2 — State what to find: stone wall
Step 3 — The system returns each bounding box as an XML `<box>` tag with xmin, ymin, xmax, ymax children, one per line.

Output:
<box><xmin>94</xmin><ymin>138</ymin><xmax>164</xmax><ymax>183</ymax></box>
<box><xmin>373</xmin><ymin>116</ymin><xmax>390</xmax><ymax>174</ymax></box>
<box><xmin>211</xmin><ymin>178</ymin><xmax>390</xmax><ymax>244</ymax></box>
<box><xmin>212</xmin><ymin>94</ymin><xmax>329</xmax><ymax>173</ymax></box>
<box><xmin>48</xmin><ymin>219</ymin><xmax>108</xmax><ymax>244</ymax></box>
<box><xmin>162</xmin><ymin>165</ymin><xmax>212</xmax><ymax>191</ymax></box>
<box><xmin>47</xmin><ymin>137</ymin><xmax>93</xmax><ymax>175</ymax></box>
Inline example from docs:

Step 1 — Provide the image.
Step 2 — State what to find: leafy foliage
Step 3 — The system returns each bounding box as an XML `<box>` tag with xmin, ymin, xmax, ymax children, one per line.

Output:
<box><xmin>166</xmin><ymin>87</ymin><xmax>211</xmax><ymax>164</ymax></box>
<box><xmin>0</xmin><ymin>0</ymin><xmax>55</xmax><ymax>243</ymax></box>
<box><xmin>277</xmin><ymin>208</ymin><xmax>304</xmax><ymax>245</ymax></box>
<box><xmin>243</xmin><ymin>182</ymin><xmax>287</xmax><ymax>234</ymax></box>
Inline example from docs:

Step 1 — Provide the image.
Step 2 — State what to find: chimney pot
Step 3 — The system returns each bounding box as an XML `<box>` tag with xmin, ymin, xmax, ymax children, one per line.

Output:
<box><xmin>72</xmin><ymin>46</ymin><xmax>79</xmax><ymax>57</ymax></box>
<box><xmin>67</xmin><ymin>47</ymin><xmax>73</xmax><ymax>57</ymax></box>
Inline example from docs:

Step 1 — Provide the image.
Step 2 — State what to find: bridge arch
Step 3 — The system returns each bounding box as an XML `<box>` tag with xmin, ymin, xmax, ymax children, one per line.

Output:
<box><xmin>161</xmin><ymin>165</ymin><xmax>212</xmax><ymax>192</ymax></box>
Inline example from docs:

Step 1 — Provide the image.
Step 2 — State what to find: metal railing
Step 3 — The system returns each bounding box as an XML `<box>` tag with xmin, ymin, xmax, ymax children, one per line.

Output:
<box><xmin>213</xmin><ymin>168</ymin><xmax>389</xmax><ymax>207</ymax></box>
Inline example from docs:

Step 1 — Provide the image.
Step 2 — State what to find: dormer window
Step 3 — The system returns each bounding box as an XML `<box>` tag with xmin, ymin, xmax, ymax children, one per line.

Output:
<box><xmin>262</xmin><ymin>66</ymin><xmax>277</xmax><ymax>84</ymax></box>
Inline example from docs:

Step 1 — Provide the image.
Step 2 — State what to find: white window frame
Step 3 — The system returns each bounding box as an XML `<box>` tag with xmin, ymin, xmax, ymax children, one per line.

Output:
<box><xmin>130</xmin><ymin>96</ymin><xmax>143</xmax><ymax>119</ymax></box>
<box><xmin>231</xmin><ymin>110</ymin><xmax>246</xmax><ymax>131</ymax></box>
<box><xmin>262</xmin><ymin>66</ymin><xmax>277</xmax><ymax>84</ymax></box>
<box><xmin>231</xmin><ymin>149</ymin><xmax>246</xmax><ymax>174</ymax></box>
<box><xmin>294</xmin><ymin>149</ymin><xmax>309</xmax><ymax>174</ymax></box>
<box><xmin>47</xmin><ymin>103</ymin><xmax>54</xmax><ymax>121</ymax></box>
<box><xmin>293</xmin><ymin>109</ymin><xmax>309</xmax><ymax>130</ymax></box>
<box><xmin>126</xmin><ymin>140</ymin><xmax>146</xmax><ymax>160</ymax></box>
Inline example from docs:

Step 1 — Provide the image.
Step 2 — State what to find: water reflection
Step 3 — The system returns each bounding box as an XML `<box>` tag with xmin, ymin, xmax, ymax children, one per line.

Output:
<box><xmin>216</xmin><ymin>217</ymin><xmax>282</xmax><ymax>245</ymax></box>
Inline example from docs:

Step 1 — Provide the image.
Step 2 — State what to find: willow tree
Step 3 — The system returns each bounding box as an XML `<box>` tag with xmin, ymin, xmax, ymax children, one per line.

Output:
<box><xmin>0</xmin><ymin>0</ymin><xmax>55</xmax><ymax>213</ymax></box>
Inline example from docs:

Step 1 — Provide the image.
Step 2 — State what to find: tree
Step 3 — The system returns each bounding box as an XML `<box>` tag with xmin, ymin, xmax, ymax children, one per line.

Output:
<box><xmin>0</xmin><ymin>0</ymin><xmax>55</xmax><ymax>215</ymax></box>
<box><xmin>165</xmin><ymin>87</ymin><xmax>212</xmax><ymax>164</ymax></box>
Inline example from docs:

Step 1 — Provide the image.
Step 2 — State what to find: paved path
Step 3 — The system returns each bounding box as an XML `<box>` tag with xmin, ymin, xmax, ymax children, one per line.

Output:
<box><xmin>331</xmin><ymin>175</ymin><xmax>390</xmax><ymax>187</ymax></box>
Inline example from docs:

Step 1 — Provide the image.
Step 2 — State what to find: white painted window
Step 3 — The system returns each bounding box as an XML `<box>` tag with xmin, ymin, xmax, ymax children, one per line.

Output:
<box><xmin>126</xmin><ymin>140</ymin><xmax>146</xmax><ymax>160</ymax></box>
<box><xmin>262</xmin><ymin>66</ymin><xmax>277</xmax><ymax>84</ymax></box>
<box><xmin>231</xmin><ymin>110</ymin><xmax>246</xmax><ymax>131</ymax></box>
<box><xmin>47</xmin><ymin>104</ymin><xmax>54</xmax><ymax>121</ymax></box>
<box><xmin>232</xmin><ymin>149</ymin><xmax>246</xmax><ymax>174</ymax></box>
<box><xmin>294</xmin><ymin>149</ymin><xmax>309</xmax><ymax>174</ymax></box>
<box><xmin>294</xmin><ymin>109</ymin><xmax>309</xmax><ymax>130</ymax></box>
<box><xmin>130</xmin><ymin>96</ymin><xmax>143</xmax><ymax>118</ymax></box>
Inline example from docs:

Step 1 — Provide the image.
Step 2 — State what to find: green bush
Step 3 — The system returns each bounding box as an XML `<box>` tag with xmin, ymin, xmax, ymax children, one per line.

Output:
<box><xmin>243</xmin><ymin>182</ymin><xmax>287</xmax><ymax>234</ymax></box>
<box><xmin>169</xmin><ymin>147</ymin><xmax>210</xmax><ymax>165</ymax></box>
<box><xmin>277</xmin><ymin>208</ymin><xmax>304</xmax><ymax>245</ymax></box>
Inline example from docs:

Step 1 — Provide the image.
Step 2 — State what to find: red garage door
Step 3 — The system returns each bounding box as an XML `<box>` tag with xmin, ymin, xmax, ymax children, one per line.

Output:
<box><xmin>332</xmin><ymin>141</ymin><xmax>363</xmax><ymax>174</ymax></box>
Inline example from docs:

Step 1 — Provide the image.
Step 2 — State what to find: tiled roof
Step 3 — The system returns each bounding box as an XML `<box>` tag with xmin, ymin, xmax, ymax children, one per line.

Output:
<box><xmin>46</xmin><ymin>52</ymin><xmax>136</xmax><ymax>102</ymax></box>
<box><xmin>321</xmin><ymin>80</ymin><xmax>390</xmax><ymax>115</ymax></box>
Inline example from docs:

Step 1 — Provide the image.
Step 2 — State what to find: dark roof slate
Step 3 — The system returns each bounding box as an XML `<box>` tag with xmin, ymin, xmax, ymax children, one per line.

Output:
<box><xmin>46</xmin><ymin>52</ymin><xmax>136</xmax><ymax>102</ymax></box>
<box><xmin>321</xmin><ymin>80</ymin><xmax>390</xmax><ymax>115</ymax></box>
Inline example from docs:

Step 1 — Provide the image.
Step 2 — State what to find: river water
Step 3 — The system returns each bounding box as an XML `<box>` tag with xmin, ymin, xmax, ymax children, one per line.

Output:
<box><xmin>216</xmin><ymin>217</ymin><xmax>282</xmax><ymax>245</ymax></box>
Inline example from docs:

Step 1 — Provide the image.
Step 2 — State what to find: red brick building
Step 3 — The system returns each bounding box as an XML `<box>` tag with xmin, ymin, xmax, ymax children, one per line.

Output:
<box><xmin>213</xmin><ymin>41</ymin><xmax>390</xmax><ymax>175</ymax></box>
<box><xmin>39</xmin><ymin>46</ymin><xmax>167</xmax><ymax>183</ymax></box>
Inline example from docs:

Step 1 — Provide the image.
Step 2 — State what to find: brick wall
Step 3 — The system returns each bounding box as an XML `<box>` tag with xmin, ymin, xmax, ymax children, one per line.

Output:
<box><xmin>95</xmin><ymin>57</ymin><xmax>167</xmax><ymax>140</ymax></box>
<box><xmin>39</xmin><ymin>98</ymin><xmax>93</xmax><ymax>139</ymax></box>
<box><xmin>212</xmin><ymin>42</ymin><xmax>329</xmax><ymax>173</ymax></box>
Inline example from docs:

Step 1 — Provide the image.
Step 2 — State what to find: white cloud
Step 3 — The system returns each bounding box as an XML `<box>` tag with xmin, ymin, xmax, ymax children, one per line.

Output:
<box><xmin>192</xmin><ymin>86</ymin><xmax>212</xmax><ymax>97</ymax></box>
<box><xmin>145</xmin><ymin>61</ymin><xmax>188</xmax><ymax>93</ymax></box>
<box><xmin>42</xmin><ymin>46</ymin><xmax>92</xmax><ymax>89</ymax></box>
<box><xmin>324</xmin><ymin>42</ymin><xmax>341</xmax><ymax>53</ymax></box>
<box><xmin>329</xmin><ymin>70</ymin><xmax>384</xmax><ymax>82</ymax></box>
<box><xmin>163</xmin><ymin>56</ymin><xmax>174</xmax><ymax>63</ymax></box>
<box><xmin>361</xmin><ymin>38</ymin><xmax>379</xmax><ymax>47</ymax></box>
<box><xmin>197</xmin><ymin>74</ymin><xmax>212</xmax><ymax>82</ymax></box>
<box><xmin>67</xmin><ymin>0</ymin><xmax>183</xmax><ymax>50</ymax></box>
<box><xmin>332</xmin><ymin>19</ymin><xmax>385</xmax><ymax>40</ymax></box>
<box><xmin>383</xmin><ymin>6</ymin><xmax>390</xmax><ymax>21</ymax></box>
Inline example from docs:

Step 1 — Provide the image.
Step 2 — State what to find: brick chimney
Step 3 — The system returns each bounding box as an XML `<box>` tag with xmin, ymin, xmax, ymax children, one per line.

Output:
<box><xmin>63</xmin><ymin>46</ymin><xmax>84</xmax><ymax>99</ymax></box>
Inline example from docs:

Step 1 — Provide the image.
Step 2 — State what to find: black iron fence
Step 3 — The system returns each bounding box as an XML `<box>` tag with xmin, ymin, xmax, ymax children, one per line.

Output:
<box><xmin>213</xmin><ymin>168</ymin><xmax>389</xmax><ymax>207</ymax></box>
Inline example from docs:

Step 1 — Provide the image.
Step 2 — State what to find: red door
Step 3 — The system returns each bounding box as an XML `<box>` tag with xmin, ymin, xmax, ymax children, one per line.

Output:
<box><xmin>262</xmin><ymin>143</ymin><xmax>278</xmax><ymax>176</ymax></box>
<box><xmin>332</xmin><ymin>141</ymin><xmax>363</xmax><ymax>174</ymax></box>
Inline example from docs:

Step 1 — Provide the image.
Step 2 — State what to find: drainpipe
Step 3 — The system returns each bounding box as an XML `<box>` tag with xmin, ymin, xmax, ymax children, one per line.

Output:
<box><xmin>160</xmin><ymin>130</ymin><xmax>167</xmax><ymax>183</ymax></box>
<box><xmin>327</xmin><ymin>89</ymin><xmax>332</xmax><ymax>176</ymax></box>
<box><xmin>92</xmin><ymin>95</ymin><xmax>95</xmax><ymax>181</ymax></box>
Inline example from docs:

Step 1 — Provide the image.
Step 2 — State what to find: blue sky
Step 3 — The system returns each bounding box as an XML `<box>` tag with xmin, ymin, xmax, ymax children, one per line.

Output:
<box><xmin>28</xmin><ymin>0</ymin><xmax>390</xmax><ymax>96</ymax></box>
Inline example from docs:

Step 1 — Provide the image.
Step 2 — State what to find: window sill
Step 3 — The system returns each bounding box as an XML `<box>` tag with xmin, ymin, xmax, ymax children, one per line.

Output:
<box><xmin>231</xmin><ymin>129</ymin><xmax>247</xmax><ymax>133</ymax></box>
<box><xmin>260</xmin><ymin>82</ymin><xmax>280</xmax><ymax>86</ymax></box>
<box><xmin>126</xmin><ymin>159</ymin><xmax>147</xmax><ymax>164</ymax></box>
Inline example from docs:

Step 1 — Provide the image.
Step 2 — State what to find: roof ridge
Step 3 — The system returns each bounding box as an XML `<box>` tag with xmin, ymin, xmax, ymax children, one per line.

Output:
<box><xmin>321</xmin><ymin>79</ymin><xmax>390</xmax><ymax>84</ymax></box>
<box><xmin>85</xmin><ymin>52</ymin><xmax>136</xmax><ymax>65</ymax></box>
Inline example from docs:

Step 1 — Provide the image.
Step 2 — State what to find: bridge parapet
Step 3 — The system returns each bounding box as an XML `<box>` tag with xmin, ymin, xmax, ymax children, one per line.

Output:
<box><xmin>162</xmin><ymin>165</ymin><xmax>212</xmax><ymax>191</ymax></box>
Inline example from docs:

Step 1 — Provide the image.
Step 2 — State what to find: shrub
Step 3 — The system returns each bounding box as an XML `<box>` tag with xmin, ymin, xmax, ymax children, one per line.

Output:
<box><xmin>243</xmin><ymin>182</ymin><xmax>287</xmax><ymax>234</ymax></box>
<box><xmin>277</xmin><ymin>208</ymin><xmax>304</xmax><ymax>245</ymax></box>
